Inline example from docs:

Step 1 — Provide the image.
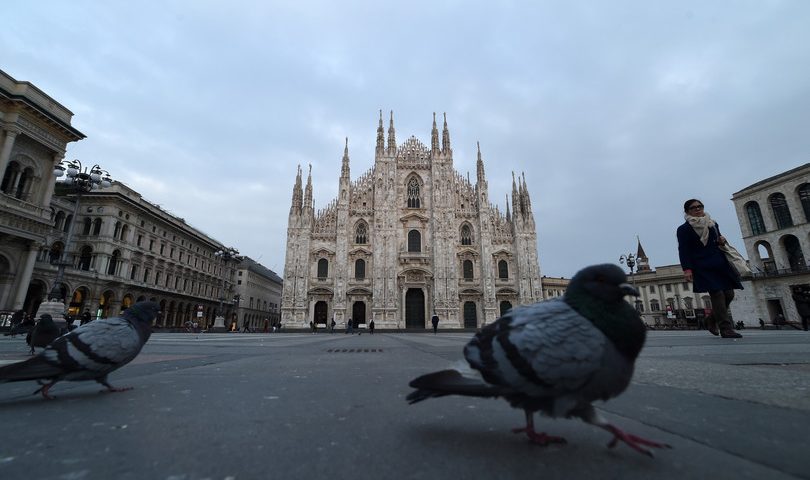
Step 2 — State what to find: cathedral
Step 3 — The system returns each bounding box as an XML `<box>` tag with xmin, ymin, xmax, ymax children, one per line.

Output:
<box><xmin>280</xmin><ymin>112</ymin><xmax>542</xmax><ymax>329</ymax></box>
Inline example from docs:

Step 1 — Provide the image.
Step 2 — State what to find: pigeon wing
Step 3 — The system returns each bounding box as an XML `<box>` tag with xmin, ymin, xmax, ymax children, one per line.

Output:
<box><xmin>41</xmin><ymin>317</ymin><xmax>145</xmax><ymax>379</ymax></box>
<box><xmin>465</xmin><ymin>299</ymin><xmax>607</xmax><ymax>401</ymax></box>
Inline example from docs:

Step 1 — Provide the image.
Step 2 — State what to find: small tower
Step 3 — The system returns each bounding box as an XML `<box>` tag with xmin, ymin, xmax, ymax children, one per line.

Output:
<box><xmin>375</xmin><ymin>110</ymin><xmax>384</xmax><ymax>156</ymax></box>
<box><xmin>387</xmin><ymin>111</ymin><xmax>397</xmax><ymax>155</ymax></box>
<box><xmin>636</xmin><ymin>236</ymin><xmax>652</xmax><ymax>273</ymax></box>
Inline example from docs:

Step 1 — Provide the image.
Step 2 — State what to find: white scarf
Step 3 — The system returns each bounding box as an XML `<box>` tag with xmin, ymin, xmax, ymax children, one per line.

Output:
<box><xmin>685</xmin><ymin>212</ymin><xmax>716</xmax><ymax>246</ymax></box>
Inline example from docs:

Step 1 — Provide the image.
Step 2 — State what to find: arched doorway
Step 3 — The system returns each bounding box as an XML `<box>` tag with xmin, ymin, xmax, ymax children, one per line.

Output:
<box><xmin>405</xmin><ymin>288</ymin><xmax>425</xmax><ymax>328</ymax></box>
<box><xmin>499</xmin><ymin>300</ymin><xmax>513</xmax><ymax>317</ymax></box>
<box><xmin>352</xmin><ymin>301</ymin><xmax>366</xmax><ymax>326</ymax></box>
<box><xmin>463</xmin><ymin>301</ymin><xmax>478</xmax><ymax>328</ymax></box>
<box><xmin>314</xmin><ymin>301</ymin><xmax>328</xmax><ymax>325</ymax></box>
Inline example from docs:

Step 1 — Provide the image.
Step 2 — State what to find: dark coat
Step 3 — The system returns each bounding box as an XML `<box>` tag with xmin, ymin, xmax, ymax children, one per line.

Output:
<box><xmin>677</xmin><ymin>221</ymin><xmax>742</xmax><ymax>293</ymax></box>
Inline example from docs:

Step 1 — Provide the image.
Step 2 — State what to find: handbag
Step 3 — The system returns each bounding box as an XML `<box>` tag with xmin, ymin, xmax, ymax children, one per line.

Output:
<box><xmin>714</xmin><ymin>226</ymin><xmax>752</xmax><ymax>277</ymax></box>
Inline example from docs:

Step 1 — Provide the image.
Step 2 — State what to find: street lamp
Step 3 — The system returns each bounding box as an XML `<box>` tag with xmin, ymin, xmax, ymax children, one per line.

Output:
<box><xmin>37</xmin><ymin>159</ymin><xmax>112</xmax><ymax>331</ymax></box>
<box><xmin>619</xmin><ymin>253</ymin><xmax>642</xmax><ymax>311</ymax></box>
<box><xmin>211</xmin><ymin>247</ymin><xmax>240</xmax><ymax>332</ymax></box>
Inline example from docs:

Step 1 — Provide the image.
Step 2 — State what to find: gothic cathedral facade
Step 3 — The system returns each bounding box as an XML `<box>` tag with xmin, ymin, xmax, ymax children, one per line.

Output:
<box><xmin>281</xmin><ymin>112</ymin><xmax>542</xmax><ymax>329</ymax></box>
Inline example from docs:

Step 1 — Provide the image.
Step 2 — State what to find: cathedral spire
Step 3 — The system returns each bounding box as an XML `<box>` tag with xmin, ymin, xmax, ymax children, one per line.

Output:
<box><xmin>476</xmin><ymin>141</ymin><xmax>485</xmax><ymax>182</ymax></box>
<box><xmin>290</xmin><ymin>164</ymin><xmax>303</xmax><ymax>215</ymax></box>
<box><xmin>441</xmin><ymin>112</ymin><xmax>451</xmax><ymax>154</ymax></box>
<box><xmin>431</xmin><ymin>112</ymin><xmax>439</xmax><ymax>154</ymax></box>
<box><xmin>636</xmin><ymin>235</ymin><xmax>652</xmax><ymax>272</ymax></box>
<box><xmin>304</xmin><ymin>164</ymin><xmax>313</xmax><ymax>211</ymax></box>
<box><xmin>521</xmin><ymin>172</ymin><xmax>532</xmax><ymax>210</ymax></box>
<box><xmin>341</xmin><ymin>137</ymin><xmax>350</xmax><ymax>179</ymax></box>
<box><xmin>376</xmin><ymin>110</ymin><xmax>384</xmax><ymax>155</ymax></box>
<box><xmin>387</xmin><ymin>110</ymin><xmax>397</xmax><ymax>154</ymax></box>
<box><xmin>505</xmin><ymin>194</ymin><xmax>511</xmax><ymax>222</ymax></box>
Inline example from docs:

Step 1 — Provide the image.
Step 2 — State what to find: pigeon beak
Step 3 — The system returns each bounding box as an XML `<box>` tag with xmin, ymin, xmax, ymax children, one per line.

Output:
<box><xmin>620</xmin><ymin>283</ymin><xmax>640</xmax><ymax>297</ymax></box>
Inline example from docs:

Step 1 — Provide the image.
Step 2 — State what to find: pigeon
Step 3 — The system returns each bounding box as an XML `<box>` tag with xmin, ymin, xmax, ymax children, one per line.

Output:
<box><xmin>0</xmin><ymin>301</ymin><xmax>158</xmax><ymax>399</ymax></box>
<box><xmin>407</xmin><ymin>264</ymin><xmax>671</xmax><ymax>457</ymax></box>
<box><xmin>26</xmin><ymin>314</ymin><xmax>60</xmax><ymax>355</ymax></box>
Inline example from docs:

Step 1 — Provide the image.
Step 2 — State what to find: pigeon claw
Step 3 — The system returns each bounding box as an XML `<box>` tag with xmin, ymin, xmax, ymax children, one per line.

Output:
<box><xmin>603</xmin><ymin>424</ymin><xmax>671</xmax><ymax>457</ymax></box>
<box><xmin>33</xmin><ymin>383</ymin><xmax>56</xmax><ymax>400</ymax></box>
<box><xmin>512</xmin><ymin>427</ymin><xmax>567</xmax><ymax>446</ymax></box>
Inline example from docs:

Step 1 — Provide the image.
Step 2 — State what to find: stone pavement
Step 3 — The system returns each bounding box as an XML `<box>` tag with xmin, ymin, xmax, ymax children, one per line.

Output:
<box><xmin>0</xmin><ymin>330</ymin><xmax>808</xmax><ymax>480</ymax></box>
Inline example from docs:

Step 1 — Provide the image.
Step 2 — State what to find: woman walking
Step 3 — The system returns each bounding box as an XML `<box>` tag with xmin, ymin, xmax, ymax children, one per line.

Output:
<box><xmin>677</xmin><ymin>199</ymin><xmax>743</xmax><ymax>338</ymax></box>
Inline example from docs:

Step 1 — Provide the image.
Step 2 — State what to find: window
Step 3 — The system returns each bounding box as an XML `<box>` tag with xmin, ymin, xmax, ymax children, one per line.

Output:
<box><xmin>463</xmin><ymin>259</ymin><xmax>474</xmax><ymax>280</ymax></box>
<box><xmin>355</xmin><ymin>222</ymin><xmax>368</xmax><ymax>244</ymax></box>
<box><xmin>143</xmin><ymin>268</ymin><xmax>150</xmax><ymax>283</ymax></box>
<box><xmin>114</xmin><ymin>221</ymin><xmax>122</xmax><ymax>239</ymax></box>
<box><xmin>63</xmin><ymin>215</ymin><xmax>72</xmax><ymax>233</ymax></box>
<box><xmin>108</xmin><ymin>250</ymin><xmax>120</xmax><ymax>275</ymax></box>
<box><xmin>130</xmin><ymin>264</ymin><xmax>139</xmax><ymax>280</ymax></box>
<box><xmin>461</xmin><ymin>225</ymin><xmax>472</xmax><ymax>245</ymax></box>
<box><xmin>769</xmin><ymin>193</ymin><xmax>793</xmax><ymax>229</ymax></box>
<box><xmin>317</xmin><ymin>258</ymin><xmax>329</xmax><ymax>278</ymax></box>
<box><xmin>137</xmin><ymin>234</ymin><xmax>143</xmax><ymax>247</ymax></box>
<box><xmin>407</xmin><ymin>230</ymin><xmax>421</xmax><ymax>252</ymax></box>
<box><xmin>407</xmin><ymin>178</ymin><xmax>421</xmax><ymax>208</ymax></box>
<box><xmin>78</xmin><ymin>246</ymin><xmax>92</xmax><ymax>271</ymax></box>
<box><xmin>92</xmin><ymin>218</ymin><xmax>102</xmax><ymax>236</ymax></box>
<box><xmin>665</xmin><ymin>284</ymin><xmax>672</xmax><ymax>292</ymax></box>
<box><xmin>498</xmin><ymin>260</ymin><xmax>508</xmax><ymax>279</ymax></box>
<box><xmin>355</xmin><ymin>259</ymin><xmax>365</xmax><ymax>280</ymax></box>
<box><xmin>745</xmin><ymin>201</ymin><xmax>766</xmax><ymax>235</ymax></box>
<box><xmin>649</xmin><ymin>285</ymin><xmax>655</xmax><ymax>293</ymax></box>
<box><xmin>650</xmin><ymin>300</ymin><xmax>660</xmax><ymax>311</ymax></box>
<box><xmin>83</xmin><ymin>218</ymin><xmax>92</xmax><ymax>235</ymax></box>
<box><xmin>800</xmin><ymin>184</ymin><xmax>810</xmax><ymax>222</ymax></box>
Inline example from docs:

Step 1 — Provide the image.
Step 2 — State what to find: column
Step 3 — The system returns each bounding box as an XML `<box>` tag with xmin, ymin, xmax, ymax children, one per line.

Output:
<box><xmin>0</xmin><ymin>128</ymin><xmax>20</xmax><ymax>178</ymax></box>
<box><xmin>40</xmin><ymin>152</ymin><xmax>64</xmax><ymax>208</ymax></box>
<box><xmin>12</xmin><ymin>242</ymin><xmax>41</xmax><ymax>309</ymax></box>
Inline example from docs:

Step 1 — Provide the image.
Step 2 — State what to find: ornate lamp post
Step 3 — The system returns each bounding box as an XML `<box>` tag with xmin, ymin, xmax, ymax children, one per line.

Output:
<box><xmin>619</xmin><ymin>253</ymin><xmax>642</xmax><ymax>312</ymax></box>
<box><xmin>211</xmin><ymin>247</ymin><xmax>240</xmax><ymax>332</ymax></box>
<box><xmin>37</xmin><ymin>159</ymin><xmax>112</xmax><ymax>331</ymax></box>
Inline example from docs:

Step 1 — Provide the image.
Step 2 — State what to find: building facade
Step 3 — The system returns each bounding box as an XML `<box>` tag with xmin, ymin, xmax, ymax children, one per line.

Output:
<box><xmin>0</xmin><ymin>69</ymin><xmax>85</xmax><ymax>313</ymax></box>
<box><xmin>233</xmin><ymin>257</ymin><xmax>283</xmax><ymax>331</ymax></box>
<box><xmin>281</xmin><ymin>112</ymin><xmax>543</xmax><ymax>329</ymax></box>
<box><xmin>730</xmin><ymin>163</ymin><xmax>810</xmax><ymax>326</ymax></box>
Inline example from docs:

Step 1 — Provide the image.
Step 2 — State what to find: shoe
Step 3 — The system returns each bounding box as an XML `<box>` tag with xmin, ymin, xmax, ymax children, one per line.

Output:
<box><xmin>720</xmin><ymin>330</ymin><xmax>742</xmax><ymax>338</ymax></box>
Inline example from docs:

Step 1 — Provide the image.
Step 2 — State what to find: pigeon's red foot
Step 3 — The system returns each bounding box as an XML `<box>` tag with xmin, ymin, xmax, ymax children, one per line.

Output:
<box><xmin>512</xmin><ymin>426</ymin><xmax>567</xmax><ymax>446</ymax></box>
<box><xmin>603</xmin><ymin>424</ymin><xmax>672</xmax><ymax>457</ymax></box>
<box><xmin>33</xmin><ymin>383</ymin><xmax>56</xmax><ymax>400</ymax></box>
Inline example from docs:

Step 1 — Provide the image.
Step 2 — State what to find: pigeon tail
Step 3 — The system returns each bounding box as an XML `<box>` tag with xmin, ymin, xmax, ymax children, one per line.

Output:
<box><xmin>0</xmin><ymin>356</ymin><xmax>63</xmax><ymax>384</ymax></box>
<box><xmin>406</xmin><ymin>369</ymin><xmax>505</xmax><ymax>404</ymax></box>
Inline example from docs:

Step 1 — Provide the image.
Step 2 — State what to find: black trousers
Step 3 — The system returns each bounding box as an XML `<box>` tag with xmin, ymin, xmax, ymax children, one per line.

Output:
<box><xmin>709</xmin><ymin>290</ymin><xmax>735</xmax><ymax>331</ymax></box>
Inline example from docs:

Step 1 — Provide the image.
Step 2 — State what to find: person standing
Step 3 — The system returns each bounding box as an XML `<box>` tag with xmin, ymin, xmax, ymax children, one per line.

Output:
<box><xmin>431</xmin><ymin>313</ymin><xmax>439</xmax><ymax>334</ymax></box>
<box><xmin>677</xmin><ymin>199</ymin><xmax>743</xmax><ymax>338</ymax></box>
<box><xmin>330</xmin><ymin>317</ymin><xmax>336</xmax><ymax>334</ymax></box>
<box><xmin>369</xmin><ymin>319</ymin><xmax>375</xmax><ymax>334</ymax></box>
<box><xmin>346</xmin><ymin>318</ymin><xmax>353</xmax><ymax>334</ymax></box>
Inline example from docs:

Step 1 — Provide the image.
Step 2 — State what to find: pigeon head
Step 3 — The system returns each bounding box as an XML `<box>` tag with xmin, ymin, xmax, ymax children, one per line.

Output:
<box><xmin>564</xmin><ymin>264</ymin><xmax>646</xmax><ymax>360</ymax></box>
<box><xmin>123</xmin><ymin>301</ymin><xmax>160</xmax><ymax>326</ymax></box>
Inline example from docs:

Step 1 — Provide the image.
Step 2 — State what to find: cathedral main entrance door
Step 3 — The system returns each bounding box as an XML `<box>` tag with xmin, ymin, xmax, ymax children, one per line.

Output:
<box><xmin>463</xmin><ymin>301</ymin><xmax>478</xmax><ymax>328</ymax></box>
<box><xmin>405</xmin><ymin>288</ymin><xmax>425</xmax><ymax>329</ymax></box>
<box><xmin>352</xmin><ymin>301</ymin><xmax>366</xmax><ymax>326</ymax></box>
<box><xmin>314</xmin><ymin>301</ymin><xmax>328</xmax><ymax>325</ymax></box>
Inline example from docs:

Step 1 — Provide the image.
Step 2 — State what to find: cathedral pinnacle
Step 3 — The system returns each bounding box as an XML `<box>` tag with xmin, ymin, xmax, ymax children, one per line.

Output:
<box><xmin>304</xmin><ymin>164</ymin><xmax>313</xmax><ymax>210</ymax></box>
<box><xmin>341</xmin><ymin>137</ymin><xmax>350</xmax><ymax>178</ymax></box>
<box><xmin>387</xmin><ymin>110</ymin><xmax>397</xmax><ymax>154</ymax></box>
<box><xmin>376</xmin><ymin>110</ymin><xmax>384</xmax><ymax>154</ymax></box>
<box><xmin>476</xmin><ymin>141</ymin><xmax>485</xmax><ymax>181</ymax></box>
<box><xmin>431</xmin><ymin>112</ymin><xmax>440</xmax><ymax>153</ymax></box>
<box><xmin>441</xmin><ymin>112</ymin><xmax>451</xmax><ymax>154</ymax></box>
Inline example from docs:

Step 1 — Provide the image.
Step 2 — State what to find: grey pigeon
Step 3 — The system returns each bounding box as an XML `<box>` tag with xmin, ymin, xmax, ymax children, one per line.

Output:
<box><xmin>407</xmin><ymin>264</ymin><xmax>670</xmax><ymax>457</ymax></box>
<box><xmin>26</xmin><ymin>314</ymin><xmax>60</xmax><ymax>355</ymax></box>
<box><xmin>0</xmin><ymin>301</ymin><xmax>158</xmax><ymax>399</ymax></box>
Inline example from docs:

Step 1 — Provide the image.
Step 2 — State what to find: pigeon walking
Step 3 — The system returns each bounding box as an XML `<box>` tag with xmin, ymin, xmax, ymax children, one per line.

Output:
<box><xmin>26</xmin><ymin>314</ymin><xmax>60</xmax><ymax>355</ymax></box>
<box><xmin>0</xmin><ymin>301</ymin><xmax>158</xmax><ymax>399</ymax></box>
<box><xmin>407</xmin><ymin>264</ymin><xmax>670</xmax><ymax>457</ymax></box>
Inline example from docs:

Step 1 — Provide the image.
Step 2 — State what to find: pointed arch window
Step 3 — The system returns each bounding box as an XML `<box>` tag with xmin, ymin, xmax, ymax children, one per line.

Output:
<box><xmin>461</xmin><ymin>224</ymin><xmax>472</xmax><ymax>245</ymax></box>
<box><xmin>355</xmin><ymin>259</ymin><xmax>366</xmax><ymax>280</ymax></box>
<box><xmin>408</xmin><ymin>230</ymin><xmax>421</xmax><ymax>253</ymax></box>
<box><xmin>769</xmin><ymin>193</ymin><xmax>793</xmax><ymax>229</ymax></box>
<box><xmin>799</xmin><ymin>183</ymin><xmax>810</xmax><ymax>222</ymax></box>
<box><xmin>355</xmin><ymin>222</ymin><xmax>367</xmax><ymax>244</ymax></box>
<box><xmin>498</xmin><ymin>260</ymin><xmax>509</xmax><ymax>279</ymax></box>
<box><xmin>745</xmin><ymin>201</ymin><xmax>766</xmax><ymax>235</ymax></box>
<box><xmin>407</xmin><ymin>178</ymin><xmax>421</xmax><ymax>208</ymax></box>
<box><xmin>463</xmin><ymin>259</ymin><xmax>474</xmax><ymax>280</ymax></box>
<box><xmin>317</xmin><ymin>258</ymin><xmax>329</xmax><ymax>278</ymax></box>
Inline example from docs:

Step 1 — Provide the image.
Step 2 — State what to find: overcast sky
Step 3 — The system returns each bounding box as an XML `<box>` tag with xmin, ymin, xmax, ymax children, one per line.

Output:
<box><xmin>3</xmin><ymin>1</ymin><xmax>810</xmax><ymax>279</ymax></box>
